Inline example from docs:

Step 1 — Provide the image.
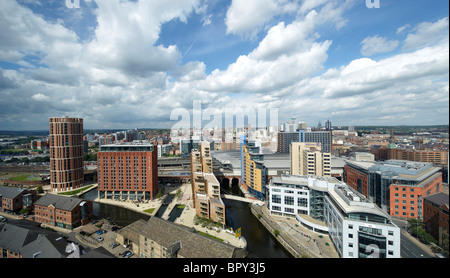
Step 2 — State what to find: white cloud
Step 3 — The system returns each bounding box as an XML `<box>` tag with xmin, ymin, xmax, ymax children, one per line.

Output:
<box><xmin>225</xmin><ymin>0</ymin><xmax>300</xmax><ymax>39</ymax></box>
<box><xmin>360</xmin><ymin>35</ymin><xmax>399</xmax><ymax>56</ymax></box>
<box><xmin>403</xmin><ymin>17</ymin><xmax>449</xmax><ymax>51</ymax></box>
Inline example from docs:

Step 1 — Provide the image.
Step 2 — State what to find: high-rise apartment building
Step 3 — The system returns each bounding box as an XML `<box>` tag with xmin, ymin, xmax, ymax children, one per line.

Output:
<box><xmin>277</xmin><ymin>132</ymin><xmax>299</xmax><ymax>153</ymax></box>
<box><xmin>290</xmin><ymin>142</ymin><xmax>331</xmax><ymax>177</ymax></box>
<box><xmin>241</xmin><ymin>139</ymin><xmax>267</xmax><ymax>200</ymax></box>
<box><xmin>97</xmin><ymin>141</ymin><xmax>158</xmax><ymax>201</ymax></box>
<box><xmin>299</xmin><ymin>130</ymin><xmax>332</xmax><ymax>153</ymax></box>
<box><xmin>49</xmin><ymin>117</ymin><xmax>84</xmax><ymax>192</ymax></box>
<box><xmin>190</xmin><ymin>141</ymin><xmax>225</xmax><ymax>225</ymax></box>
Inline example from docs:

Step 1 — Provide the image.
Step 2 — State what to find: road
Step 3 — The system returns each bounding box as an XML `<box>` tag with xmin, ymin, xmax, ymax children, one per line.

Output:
<box><xmin>401</xmin><ymin>232</ymin><xmax>432</xmax><ymax>258</ymax></box>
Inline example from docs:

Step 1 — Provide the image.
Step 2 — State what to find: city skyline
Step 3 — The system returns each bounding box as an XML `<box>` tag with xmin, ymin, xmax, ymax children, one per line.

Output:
<box><xmin>0</xmin><ymin>0</ymin><xmax>448</xmax><ymax>131</ymax></box>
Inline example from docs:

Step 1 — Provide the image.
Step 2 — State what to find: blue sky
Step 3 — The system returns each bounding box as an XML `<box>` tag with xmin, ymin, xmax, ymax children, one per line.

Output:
<box><xmin>0</xmin><ymin>0</ymin><xmax>448</xmax><ymax>130</ymax></box>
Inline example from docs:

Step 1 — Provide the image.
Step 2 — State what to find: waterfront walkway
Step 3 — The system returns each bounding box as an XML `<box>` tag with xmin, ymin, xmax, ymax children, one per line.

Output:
<box><xmin>91</xmin><ymin>182</ymin><xmax>247</xmax><ymax>249</ymax></box>
<box><xmin>251</xmin><ymin>204</ymin><xmax>340</xmax><ymax>258</ymax></box>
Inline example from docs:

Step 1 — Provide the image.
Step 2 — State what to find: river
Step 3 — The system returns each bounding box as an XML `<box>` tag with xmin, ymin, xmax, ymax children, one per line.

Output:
<box><xmin>80</xmin><ymin>187</ymin><xmax>291</xmax><ymax>258</ymax></box>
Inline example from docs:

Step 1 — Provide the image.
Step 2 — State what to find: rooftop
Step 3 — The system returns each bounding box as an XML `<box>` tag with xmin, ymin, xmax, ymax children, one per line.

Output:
<box><xmin>34</xmin><ymin>193</ymin><xmax>86</xmax><ymax>211</ymax></box>
<box><xmin>139</xmin><ymin>217</ymin><xmax>240</xmax><ymax>258</ymax></box>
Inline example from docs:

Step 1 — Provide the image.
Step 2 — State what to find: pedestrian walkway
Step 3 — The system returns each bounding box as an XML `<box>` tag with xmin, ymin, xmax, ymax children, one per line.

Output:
<box><xmin>252</xmin><ymin>204</ymin><xmax>340</xmax><ymax>258</ymax></box>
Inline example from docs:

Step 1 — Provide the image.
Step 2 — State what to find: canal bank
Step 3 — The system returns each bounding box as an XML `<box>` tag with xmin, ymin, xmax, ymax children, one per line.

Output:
<box><xmin>250</xmin><ymin>203</ymin><xmax>340</xmax><ymax>258</ymax></box>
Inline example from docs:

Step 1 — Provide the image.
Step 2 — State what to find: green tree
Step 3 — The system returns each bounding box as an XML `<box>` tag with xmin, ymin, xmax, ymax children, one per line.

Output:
<box><xmin>408</xmin><ymin>218</ymin><xmax>436</xmax><ymax>244</ymax></box>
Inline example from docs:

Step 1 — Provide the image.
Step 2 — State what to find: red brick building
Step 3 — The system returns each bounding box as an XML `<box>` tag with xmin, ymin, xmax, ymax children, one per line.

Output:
<box><xmin>34</xmin><ymin>194</ymin><xmax>93</xmax><ymax>230</ymax></box>
<box><xmin>423</xmin><ymin>192</ymin><xmax>449</xmax><ymax>248</ymax></box>
<box><xmin>97</xmin><ymin>142</ymin><xmax>158</xmax><ymax>201</ymax></box>
<box><xmin>49</xmin><ymin>117</ymin><xmax>84</xmax><ymax>192</ymax></box>
<box><xmin>344</xmin><ymin>159</ymin><xmax>443</xmax><ymax>219</ymax></box>
<box><xmin>0</xmin><ymin>185</ymin><xmax>36</xmax><ymax>213</ymax></box>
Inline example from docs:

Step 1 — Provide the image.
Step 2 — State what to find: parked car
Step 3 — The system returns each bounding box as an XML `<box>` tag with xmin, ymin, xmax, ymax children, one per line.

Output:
<box><xmin>79</xmin><ymin>231</ymin><xmax>86</xmax><ymax>236</ymax></box>
<box><xmin>96</xmin><ymin>236</ymin><xmax>104</xmax><ymax>241</ymax></box>
<box><xmin>110</xmin><ymin>242</ymin><xmax>119</xmax><ymax>249</ymax></box>
<box><xmin>123</xmin><ymin>251</ymin><xmax>134</xmax><ymax>258</ymax></box>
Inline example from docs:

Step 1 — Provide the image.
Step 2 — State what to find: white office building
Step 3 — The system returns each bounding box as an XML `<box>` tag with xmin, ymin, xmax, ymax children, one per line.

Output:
<box><xmin>267</xmin><ymin>175</ymin><xmax>401</xmax><ymax>258</ymax></box>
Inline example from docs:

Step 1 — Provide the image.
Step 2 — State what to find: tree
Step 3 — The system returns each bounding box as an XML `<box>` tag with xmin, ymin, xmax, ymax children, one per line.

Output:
<box><xmin>408</xmin><ymin>218</ymin><xmax>436</xmax><ymax>244</ymax></box>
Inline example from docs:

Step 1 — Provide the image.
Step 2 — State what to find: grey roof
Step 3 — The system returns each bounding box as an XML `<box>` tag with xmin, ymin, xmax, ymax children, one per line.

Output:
<box><xmin>0</xmin><ymin>185</ymin><xmax>27</xmax><ymax>199</ymax></box>
<box><xmin>0</xmin><ymin>223</ymin><xmax>38</xmax><ymax>253</ymax></box>
<box><xmin>139</xmin><ymin>217</ymin><xmax>238</xmax><ymax>258</ymax></box>
<box><xmin>424</xmin><ymin>192</ymin><xmax>449</xmax><ymax>207</ymax></box>
<box><xmin>34</xmin><ymin>193</ymin><xmax>83</xmax><ymax>211</ymax></box>
<box><xmin>20</xmin><ymin>233</ymin><xmax>67</xmax><ymax>258</ymax></box>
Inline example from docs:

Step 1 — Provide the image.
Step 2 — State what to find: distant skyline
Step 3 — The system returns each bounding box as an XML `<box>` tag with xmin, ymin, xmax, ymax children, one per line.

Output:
<box><xmin>0</xmin><ymin>0</ymin><xmax>448</xmax><ymax>131</ymax></box>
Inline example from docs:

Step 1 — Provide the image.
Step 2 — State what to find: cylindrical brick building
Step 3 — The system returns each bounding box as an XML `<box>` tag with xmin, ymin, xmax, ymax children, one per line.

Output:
<box><xmin>49</xmin><ymin>117</ymin><xmax>84</xmax><ymax>192</ymax></box>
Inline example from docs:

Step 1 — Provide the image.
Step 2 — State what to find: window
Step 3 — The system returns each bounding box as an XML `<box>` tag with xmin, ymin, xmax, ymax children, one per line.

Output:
<box><xmin>297</xmin><ymin>198</ymin><xmax>308</xmax><ymax>207</ymax></box>
<box><xmin>349</xmin><ymin>224</ymin><xmax>353</xmax><ymax>229</ymax></box>
<box><xmin>388</xmin><ymin>231</ymin><xmax>394</xmax><ymax>236</ymax></box>
<box><xmin>284</xmin><ymin>196</ymin><xmax>294</xmax><ymax>206</ymax></box>
<box><xmin>272</xmin><ymin>195</ymin><xmax>281</xmax><ymax>204</ymax></box>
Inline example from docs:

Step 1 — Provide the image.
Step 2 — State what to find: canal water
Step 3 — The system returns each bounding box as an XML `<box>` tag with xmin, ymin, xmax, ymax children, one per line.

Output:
<box><xmin>80</xmin><ymin>187</ymin><xmax>291</xmax><ymax>258</ymax></box>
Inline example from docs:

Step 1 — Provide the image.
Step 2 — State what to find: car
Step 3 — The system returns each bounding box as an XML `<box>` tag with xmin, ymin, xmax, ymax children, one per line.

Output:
<box><xmin>96</xmin><ymin>230</ymin><xmax>103</xmax><ymax>235</ymax></box>
<box><xmin>79</xmin><ymin>231</ymin><xmax>86</xmax><ymax>236</ymax></box>
<box><xmin>110</xmin><ymin>242</ymin><xmax>119</xmax><ymax>249</ymax></box>
<box><xmin>111</xmin><ymin>226</ymin><xmax>120</xmax><ymax>232</ymax></box>
<box><xmin>123</xmin><ymin>251</ymin><xmax>134</xmax><ymax>258</ymax></box>
<box><xmin>96</xmin><ymin>236</ymin><xmax>104</xmax><ymax>241</ymax></box>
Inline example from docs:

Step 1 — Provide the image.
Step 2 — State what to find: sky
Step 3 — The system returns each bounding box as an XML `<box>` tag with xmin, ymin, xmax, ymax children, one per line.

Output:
<box><xmin>0</xmin><ymin>0</ymin><xmax>448</xmax><ymax>131</ymax></box>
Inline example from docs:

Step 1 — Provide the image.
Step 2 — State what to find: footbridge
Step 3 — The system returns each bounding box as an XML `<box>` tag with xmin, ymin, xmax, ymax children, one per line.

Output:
<box><xmin>220</xmin><ymin>194</ymin><xmax>264</xmax><ymax>206</ymax></box>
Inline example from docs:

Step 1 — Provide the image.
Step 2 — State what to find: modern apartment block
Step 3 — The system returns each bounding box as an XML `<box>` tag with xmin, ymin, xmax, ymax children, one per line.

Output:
<box><xmin>190</xmin><ymin>141</ymin><xmax>226</xmax><ymax>225</ymax></box>
<box><xmin>241</xmin><ymin>139</ymin><xmax>267</xmax><ymax>200</ymax></box>
<box><xmin>97</xmin><ymin>141</ymin><xmax>159</xmax><ymax>201</ymax></box>
<box><xmin>299</xmin><ymin>130</ymin><xmax>332</xmax><ymax>153</ymax></box>
<box><xmin>267</xmin><ymin>175</ymin><xmax>401</xmax><ymax>258</ymax></box>
<box><xmin>277</xmin><ymin>132</ymin><xmax>299</xmax><ymax>153</ymax></box>
<box><xmin>49</xmin><ymin>117</ymin><xmax>84</xmax><ymax>192</ymax></box>
<box><xmin>290</xmin><ymin>142</ymin><xmax>331</xmax><ymax>177</ymax></box>
<box><xmin>34</xmin><ymin>194</ymin><xmax>93</xmax><ymax>230</ymax></box>
<box><xmin>344</xmin><ymin>159</ymin><xmax>443</xmax><ymax>219</ymax></box>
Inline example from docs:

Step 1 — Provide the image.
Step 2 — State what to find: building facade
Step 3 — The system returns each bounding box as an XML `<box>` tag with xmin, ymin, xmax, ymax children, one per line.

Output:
<box><xmin>97</xmin><ymin>141</ymin><xmax>159</xmax><ymax>201</ymax></box>
<box><xmin>190</xmin><ymin>142</ymin><xmax>226</xmax><ymax>225</ymax></box>
<box><xmin>241</xmin><ymin>140</ymin><xmax>267</xmax><ymax>200</ymax></box>
<box><xmin>277</xmin><ymin>132</ymin><xmax>299</xmax><ymax>153</ymax></box>
<box><xmin>299</xmin><ymin>130</ymin><xmax>332</xmax><ymax>153</ymax></box>
<box><xmin>344</xmin><ymin>159</ymin><xmax>443</xmax><ymax>219</ymax></box>
<box><xmin>267</xmin><ymin>175</ymin><xmax>401</xmax><ymax>258</ymax></box>
<box><xmin>290</xmin><ymin>142</ymin><xmax>331</xmax><ymax>177</ymax></box>
<box><xmin>49</xmin><ymin>117</ymin><xmax>84</xmax><ymax>192</ymax></box>
<box><xmin>34</xmin><ymin>194</ymin><xmax>93</xmax><ymax>230</ymax></box>
<box><xmin>372</xmin><ymin>146</ymin><xmax>448</xmax><ymax>167</ymax></box>
<box><xmin>423</xmin><ymin>192</ymin><xmax>449</xmax><ymax>249</ymax></box>
<box><xmin>0</xmin><ymin>186</ymin><xmax>36</xmax><ymax>213</ymax></box>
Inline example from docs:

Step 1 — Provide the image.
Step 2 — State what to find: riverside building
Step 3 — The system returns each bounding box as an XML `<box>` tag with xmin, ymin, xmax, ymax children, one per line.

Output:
<box><xmin>190</xmin><ymin>141</ymin><xmax>226</xmax><ymax>225</ymax></box>
<box><xmin>267</xmin><ymin>175</ymin><xmax>401</xmax><ymax>258</ymax></box>
<box><xmin>97</xmin><ymin>141</ymin><xmax>158</xmax><ymax>201</ymax></box>
<box><xmin>49</xmin><ymin>117</ymin><xmax>84</xmax><ymax>192</ymax></box>
<box><xmin>344</xmin><ymin>159</ymin><xmax>443</xmax><ymax>219</ymax></box>
<box><xmin>290</xmin><ymin>142</ymin><xmax>331</xmax><ymax>177</ymax></box>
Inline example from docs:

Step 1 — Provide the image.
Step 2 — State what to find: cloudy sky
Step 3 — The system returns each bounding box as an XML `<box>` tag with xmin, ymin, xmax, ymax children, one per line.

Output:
<box><xmin>0</xmin><ymin>0</ymin><xmax>448</xmax><ymax>131</ymax></box>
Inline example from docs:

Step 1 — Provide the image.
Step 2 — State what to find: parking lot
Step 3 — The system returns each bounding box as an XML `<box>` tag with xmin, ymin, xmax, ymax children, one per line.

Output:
<box><xmin>73</xmin><ymin>220</ymin><xmax>136</xmax><ymax>258</ymax></box>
